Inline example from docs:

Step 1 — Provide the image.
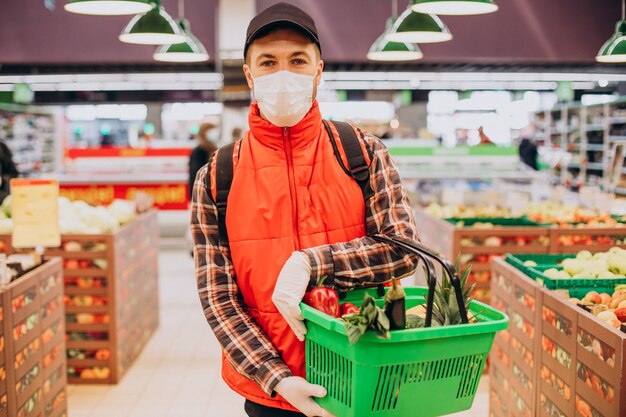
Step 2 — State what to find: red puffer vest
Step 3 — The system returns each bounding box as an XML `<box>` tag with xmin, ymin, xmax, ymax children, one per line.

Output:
<box><xmin>214</xmin><ymin>102</ymin><xmax>367</xmax><ymax>410</ymax></box>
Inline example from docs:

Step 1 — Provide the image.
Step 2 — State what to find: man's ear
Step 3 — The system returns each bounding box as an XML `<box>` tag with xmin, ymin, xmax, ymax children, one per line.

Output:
<box><xmin>243</xmin><ymin>64</ymin><xmax>254</xmax><ymax>90</ymax></box>
<box><xmin>315</xmin><ymin>59</ymin><xmax>324</xmax><ymax>86</ymax></box>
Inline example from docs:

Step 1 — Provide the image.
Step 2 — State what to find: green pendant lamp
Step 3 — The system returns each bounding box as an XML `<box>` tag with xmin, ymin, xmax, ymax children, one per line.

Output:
<box><xmin>119</xmin><ymin>0</ymin><xmax>186</xmax><ymax>45</ymax></box>
<box><xmin>411</xmin><ymin>0</ymin><xmax>498</xmax><ymax>16</ymax></box>
<box><xmin>64</xmin><ymin>0</ymin><xmax>152</xmax><ymax>15</ymax></box>
<box><xmin>368</xmin><ymin>18</ymin><xmax>423</xmax><ymax>61</ymax></box>
<box><xmin>154</xmin><ymin>0</ymin><xmax>209</xmax><ymax>64</ymax></box>
<box><xmin>386</xmin><ymin>6</ymin><xmax>452</xmax><ymax>43</ymax></box>
<box><xmin>596</xmin><ymin>0</ymin><xmax>626</xmax><ymax>63</ymax></box>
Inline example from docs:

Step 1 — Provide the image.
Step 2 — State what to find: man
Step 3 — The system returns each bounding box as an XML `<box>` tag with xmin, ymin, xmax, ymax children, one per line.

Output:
<box><xmin>188</xmin><ymin>122</ymin><xmax>218</xmax><ymax>200</ymax></box>
<box><xmin>191</xmin><ymin>3</ymin><xmax>419</xmax><ymax>417</ymax></box>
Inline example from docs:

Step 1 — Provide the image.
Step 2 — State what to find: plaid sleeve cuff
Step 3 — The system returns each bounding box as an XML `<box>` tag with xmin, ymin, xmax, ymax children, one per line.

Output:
<box><xmin>254</xmin><ymin>358</ymin><xmax>293</xmax><ymax>396</ymax></box>
<box><xmin>302</xmin><ymin>247</ymin><xmax>334</xmax><ymax>287</ymax></box>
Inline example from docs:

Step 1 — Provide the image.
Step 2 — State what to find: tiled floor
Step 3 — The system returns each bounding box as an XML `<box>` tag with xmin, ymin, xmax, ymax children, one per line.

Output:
<box><xmin>67</xmin><ymin>248</ymin><xmax>489</xmax><ymax>417</ymax></box>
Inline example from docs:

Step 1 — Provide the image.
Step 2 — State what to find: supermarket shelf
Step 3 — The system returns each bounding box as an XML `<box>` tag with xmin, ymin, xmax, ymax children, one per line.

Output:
<box><xmin>609</xmin><ymin>135</ymin><xmax>626</xmax><ymax>141</ymax></box>
<box><xmin>584</xmin><ymin>124</ymin><xmax>606</xmax><ymax>132</ymax></box>
<box><xmin>609</xmin><ymin>117</ymin><xmax>626</xmax><ymax>125</ymax></box>
<box><xmin>615</xmin><ymin>187</ymin><xmax>626</xmax><ymax>195</ymax></box>
<box><xmin>587</xmin><ymin>162</ymin><xmax>604</xmax><ymax>170</ymax></box>
<box><xmin>582</xmin><ymin>144</ymin><xmax>605</xmax><ymax>151</ymax></box>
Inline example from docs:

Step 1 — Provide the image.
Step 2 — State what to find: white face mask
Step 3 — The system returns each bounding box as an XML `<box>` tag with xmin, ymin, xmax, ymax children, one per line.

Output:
<box><xmin>253</xmin><ymin>70</ymin><xmax>315</xmax><ymax>127</ymax></box>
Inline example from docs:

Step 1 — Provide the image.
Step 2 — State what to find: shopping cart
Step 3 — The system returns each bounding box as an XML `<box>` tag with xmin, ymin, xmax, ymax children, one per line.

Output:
<box><xmin>302</xmin><ymin>235</ymin><xmax>509</xmax><ymax>417</ymax></box>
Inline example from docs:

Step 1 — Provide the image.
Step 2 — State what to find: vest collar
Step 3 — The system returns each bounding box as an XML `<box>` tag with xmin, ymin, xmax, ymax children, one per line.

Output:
<box><xmin>248</xmin><ymin>101</ymin><xmax>322</xmax><ymax>150</ymax></box>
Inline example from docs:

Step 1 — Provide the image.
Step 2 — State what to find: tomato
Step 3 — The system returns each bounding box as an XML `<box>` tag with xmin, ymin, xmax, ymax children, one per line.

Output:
<box><xmin>340</xmin><ymin>302</ymin><xmax>359</xmax><ymax>316</ymax></box>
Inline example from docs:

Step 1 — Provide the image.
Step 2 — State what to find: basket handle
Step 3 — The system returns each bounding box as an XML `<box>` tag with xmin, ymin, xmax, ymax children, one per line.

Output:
<box><xmin>373</xmin><ymin>235</ymin><xmax>469</xmax><ymax>325</ymax></box>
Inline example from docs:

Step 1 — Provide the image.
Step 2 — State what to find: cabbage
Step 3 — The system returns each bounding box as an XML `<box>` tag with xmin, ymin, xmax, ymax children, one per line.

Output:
<box><xmin>107</xmin><ymin>200</ymin><xmax>136</xmax><ymax>225</ymax></box>
<box><xmin>576</xmin><ymin>250</ymin><xmax>593</xmax><ymax>260</ymax></box>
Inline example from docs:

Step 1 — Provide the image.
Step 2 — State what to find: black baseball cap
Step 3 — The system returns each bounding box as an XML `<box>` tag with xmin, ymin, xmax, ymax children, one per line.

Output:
<box><xmin>244</xmin><ymin>2</ymin><xmax>321</xmax><ymax>59</ymax></box>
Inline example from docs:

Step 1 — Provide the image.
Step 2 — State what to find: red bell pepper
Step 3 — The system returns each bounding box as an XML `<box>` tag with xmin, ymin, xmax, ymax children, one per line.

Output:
<box><xmin>303</xmin><ymin>276</ymin><xmax>340</xmax><ymax>318</ymax></box>
<box><xmin>340</xmin><ymin>302</ymin><xmax>359</xmax><ymax>316</ymax></box>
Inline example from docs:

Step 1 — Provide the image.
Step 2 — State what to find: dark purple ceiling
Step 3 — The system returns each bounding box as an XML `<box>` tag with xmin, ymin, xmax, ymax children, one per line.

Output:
<box><xmin>258</xmin><ymin>0</ymin><xmax>621</xmax><ymax>64</ymax></box>
<box><xmin>0</xmin><ymin>0</ymin><xmax>217</xmax><ymax>64</ymax></box>
<box><xmin>0</xmin><ymin>0</ymin><xmax>621</xmax><ymax>65</ymax></box>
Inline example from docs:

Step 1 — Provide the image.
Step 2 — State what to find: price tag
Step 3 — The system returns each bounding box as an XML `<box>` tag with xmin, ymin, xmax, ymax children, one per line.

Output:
<box><xmin>504</xmin><ymin>191</ymin><xmax>530</xmax><ymax>215</ymax></box>
<box><xmin>441</xmin><ymin>188</ymin><xmax>464</xmax><ymax>206</ymax></box>
<box><xmin>11</xmin><ymin>179</ymin><xmax>60</xmax><ymax>249</ymax></box>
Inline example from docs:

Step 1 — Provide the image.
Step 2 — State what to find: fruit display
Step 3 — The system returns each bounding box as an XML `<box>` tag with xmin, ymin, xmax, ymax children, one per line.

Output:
<box><xmin>493</xmin><ymin>257</ymin><xmax>626</xmax><ymax>417</ymax></box>
<box><xmin>424</xmin><ymin>203</ymin><xmax>512</xmax><ymax>219</ymax></box>
<box><xmin>0</xmin><ymin>258</ymin><xmax>66</xmax><ymax>417</ymax></box>
<box><xmin>57</xmin><ymin>210</ymin><xmax>159</xmax><ymax>384</ymax></box>
<box><xmin>0</xmin><ymin>196</ymin><xmax>138</xmax><ymax>235</ymax></box>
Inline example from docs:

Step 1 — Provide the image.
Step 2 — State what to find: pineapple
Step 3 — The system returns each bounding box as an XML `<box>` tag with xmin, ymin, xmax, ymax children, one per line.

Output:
<box><xmin>432</xmin><ymin>263</ymin><xmax>475</xmax><ymax>326</ymax></box>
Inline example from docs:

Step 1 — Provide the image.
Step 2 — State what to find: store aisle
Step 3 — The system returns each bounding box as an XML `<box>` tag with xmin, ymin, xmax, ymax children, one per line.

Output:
<box><xmin>67</xmin><ymin>249</ymin><xmax>489</xmax><ymax>417</ymax></box>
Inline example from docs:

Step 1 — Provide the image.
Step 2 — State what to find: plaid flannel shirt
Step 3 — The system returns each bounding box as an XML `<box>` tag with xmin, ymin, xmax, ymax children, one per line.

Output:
<box><xmin>191</xmin><ymin>132</ymin><xmax>419</xmax><ymax>396</ymax></box>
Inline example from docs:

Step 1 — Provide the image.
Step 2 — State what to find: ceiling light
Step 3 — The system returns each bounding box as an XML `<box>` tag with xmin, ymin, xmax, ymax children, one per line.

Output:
<box><xmin>386</xmin><ymin>7</ymin><xmax>452</xmax><ymax>44</ymax></box>
<box><xmin>119</xmin><ymin>1</ymin><xmax>186</xmax><ymax>45</ymax></box>
<box><xmin>411</xmin><ymin>0</ymin><xmax>498</xmax><ymax>16</ymax></box>
<box><xmin>596</xmin><ymin>19</ymin><xmax>626</xmax><ymax>63</ymax></box>
<box><xmin>368</xmin><ymin>18</ymin><xmax>423</xmax><ymax>61</ymax></box>
<box><xmin>64</xmin><ymin>0</ymin><xmax>152</xmax><ymax>15</ymax></box>
<box><xmin>154</xmin><ymin>18</ymin><xmax>209</xmax><ymax>62</ymax></box>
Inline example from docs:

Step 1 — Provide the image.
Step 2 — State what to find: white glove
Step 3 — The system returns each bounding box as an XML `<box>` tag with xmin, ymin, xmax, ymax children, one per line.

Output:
<box><xmin>272</xmin><ymin>252</ymin><xmax>312</xmax><ymax>342</ymax></box>
<box><xmin>275</xmin><ymin>376</ymin><xmax>336</xmax><ymax>417</ymax></box>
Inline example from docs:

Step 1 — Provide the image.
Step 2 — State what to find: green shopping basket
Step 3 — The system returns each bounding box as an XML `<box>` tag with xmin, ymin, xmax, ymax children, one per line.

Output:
<box><xmin>302</xmin><ymin>235</ymin><xmax>509</xmax><ymax>417</ymax></box>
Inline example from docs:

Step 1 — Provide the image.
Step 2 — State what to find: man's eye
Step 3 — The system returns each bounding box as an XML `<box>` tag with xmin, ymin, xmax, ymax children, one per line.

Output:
<box><xmin>292</xmin><ymin>59</ymin><xmax>307</xmax><ymax>65</ymax></box>
<box><xmin>260</xmin><ymin>61</ymin><xmax>275</xmax><ymax>67</ymax></box>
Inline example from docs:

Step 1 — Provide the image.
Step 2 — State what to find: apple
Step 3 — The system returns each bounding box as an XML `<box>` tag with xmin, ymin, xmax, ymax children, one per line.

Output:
<box><xmin>65</xmin><ymin>259</ymin><xmax>79</xmax><ymax>270</ymax></box>
<box><xmin>609</xmin><ymin>319</ymin><xmax>622</xmax><ymax>329</ymax></box>
<box><xmin>77</xmin><ymin>277</ymin><xmax>94</xmax><ymax>289</ymax></box>
<box><xmin>600</xmin><ymin>293</ymin><xmax>612</xmax><ymax>305</ymax></box>
<box><xmin>583</xmin><ymin>291</ymin><xmax>602</xmax><ymax>305</ymax></box>
<box><xmin>614</xmin><ymin>307</ymin><xmax>626</xmax><ymax>322</ymax></box>
<box><xmin>610</xmin><ymin>297</ymin><xmax>626</xmax><ymax>309</ymax></box>
<box><xmin>78</xmin><ymin>260</ymin><xmax>92</xmax><ymax>269</ymax></box>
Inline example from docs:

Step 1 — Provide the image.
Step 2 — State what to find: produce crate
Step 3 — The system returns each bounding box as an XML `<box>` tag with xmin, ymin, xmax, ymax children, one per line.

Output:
<box><xmin>59</xmin><ymin>210</ymin><xmax>159</xmax><ymax>384</ymax></box>
<box><xmin>540</xmin><ymin>290</ymin><xmax>577</xmax><ymax>417</ymax></box>
<box><xmin>575</xmin><ymin>307</ymin><xmax>626</xmax><ymax>417</ymax></box>
<box><xmin>490</xmin><ymin>259</ymin><xmax>542</xmax><ymax>417</ymax></box>
<box><xmin>506</xmin><ymin>253</ymin><xmax>626</xmax><ymax>294</ymax></box>
<box><xmin>414</xmin><ymin>206</ymin><xmax>551</xmax><ymax>304</ymax></box>
<box><xmin>6</xmin><ymin>210</ymin><xmax>159</xmax><ymax>384</ymax></box>
<box><xmin>492</xmin><ymin>256</ymin><xmax>626</xmax><ymax>417</ymax></box>
<box><xmin>0</xmin><ymin>258</ymin><xmax>66</xmax><ymax>417</ymax></box>
<box><xmin>550</xmin><ymin>226</ymin><xmax>626</xmax><ymax>254</ymax></box>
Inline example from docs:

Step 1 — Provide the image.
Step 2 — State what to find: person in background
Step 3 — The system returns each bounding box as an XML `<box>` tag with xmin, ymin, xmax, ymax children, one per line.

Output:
<box><xmin>477</xmin><ymin>126</ymin><xmax>495</xmax><ymax>145</ymax></box>
<box><xmin>0</xmin><ymin>140</ymin><xmax>18</xmax><ymax>202</ymax></box>
<box><xmin>188</xmin><ymin>122</ymin><xmax>218</xmax><ymax>199</ymax></box>
<box><xmin>231</xmin><ymin>127</ymin><xmax>243</xmax><ymax>142</ymax></box>
<box><xmin>518</xmin><ymin>132</ymin><xmax>539</xmax><ymax>170</ymax></box>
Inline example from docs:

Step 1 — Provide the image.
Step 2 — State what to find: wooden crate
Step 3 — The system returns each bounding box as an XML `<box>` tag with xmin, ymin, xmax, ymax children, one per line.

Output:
<box><xmin>494</xmin><ymin>256</ymin><xmax>626</xmax><ymax>417</ymax></box>
<box><xmin>58</xmin><ymin>210</ymin><xmax>159</xmax><ymax>384</ymax></box>
<box><xmin>539</xmin><ymin>290</ymin><xmax>577</xmax><ymax>417</ymax></box>
<box><xmin>491</xmin><ymin>259</ymin><xmax>543</xmax><ymax>417</ymax></box>
<box><xmin>4</xmin><ymin>210</ymin><xmax>159</xmax><ymax>384</ymax></box>
<box><xmin>1</xmin><ymin>258</ymin><xmax>66</xmax><ymax>417</ymax></box>
<box><xmin>574</xmin><ymin>309</ymin><xmax>626</xmax><ymax>417</ymax></box>
<box><xmin>549</xmin><ymin>226</ymin><xmax>626</xmax><ymax>254</ymax></box>
<box><xmin>414</xmin><ymin>207</ymin><xmax>550</xmax><ymax>304</ymax></box>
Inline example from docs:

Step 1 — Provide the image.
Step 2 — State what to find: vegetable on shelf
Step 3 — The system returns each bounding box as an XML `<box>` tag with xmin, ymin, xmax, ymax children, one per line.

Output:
<box><xmin>303</xmin><ymin>275</ymin><xmax>339</xmax><ymax>318</ymax></box>
<box><xmin>340</xmin><ymin>302</ymin><xmax>359</xmax><ymax>316</ymax></box>
<box><xmin>384</xmin><ymin>279</ymin><xmax>406</xmax><ymax>330</ymax></box>
<box><xmin>343</xmin><ymin>293</ymin><xmax>390</xmax><ymax>345</ymax></box>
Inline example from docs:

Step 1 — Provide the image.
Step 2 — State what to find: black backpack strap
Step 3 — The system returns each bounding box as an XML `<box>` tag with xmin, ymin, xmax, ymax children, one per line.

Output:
<box><xmin>208</xmin><ymin>142</ymin><xmax>237</xmax><ymax>246</ymax></box>
<box><xmin>322</xmin><ymin>120</ymin><xmax>374</xmax><ymax>200</ymax></box>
